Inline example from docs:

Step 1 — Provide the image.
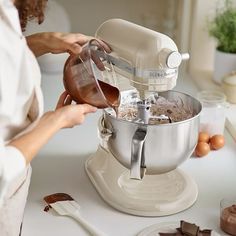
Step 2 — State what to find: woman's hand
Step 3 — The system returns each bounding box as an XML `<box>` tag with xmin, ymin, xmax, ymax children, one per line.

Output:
<box><xmin>26</xmin><ymin>32</ymin><xmax>90</xmax><ymax>57</ymax></box>
<box><xmin>54</xmin><ymin>91</ymin><xmax>97</xmax><ymax>129</ymax></box>
<box><xmin>9</xmin><ymin>91</ymin><xmax>97</xmax><ymax>165</ymax></box>
<box><xmin>26</xmin><ymin>32</ymin><xmax>110</xmax><ymax>57</ymax></box>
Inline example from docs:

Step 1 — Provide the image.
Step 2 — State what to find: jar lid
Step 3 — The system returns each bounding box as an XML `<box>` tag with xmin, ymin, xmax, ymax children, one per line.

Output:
<box><xmin>223</xmin><ymin>71</ymin><xmax>236</xmax><ymax>86</ymax></box>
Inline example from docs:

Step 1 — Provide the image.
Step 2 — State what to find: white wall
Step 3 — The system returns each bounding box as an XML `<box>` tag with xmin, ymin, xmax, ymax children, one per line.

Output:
<box><xmin>55</xmin><ymin>0</ymin><xmax>168</xmax><ymax>35</ymax></box>
<box><xmin>189</xmin><ymin>0</ymin><xmax>236</xmax><ymax>72</ymax></box>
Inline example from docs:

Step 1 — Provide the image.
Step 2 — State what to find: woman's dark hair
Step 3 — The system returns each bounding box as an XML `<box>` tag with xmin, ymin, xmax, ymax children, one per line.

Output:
<box><xmin>14</xmin><ymin>0</ymin><xmax>48</xmax><ymax>31</ymax></box>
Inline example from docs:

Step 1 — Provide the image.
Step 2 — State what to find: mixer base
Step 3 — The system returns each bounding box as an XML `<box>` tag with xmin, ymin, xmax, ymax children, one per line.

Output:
<box><xmin>85</xmin><ymin>145</ymin><xmax>198</xmax><ymax>217</ymax></box>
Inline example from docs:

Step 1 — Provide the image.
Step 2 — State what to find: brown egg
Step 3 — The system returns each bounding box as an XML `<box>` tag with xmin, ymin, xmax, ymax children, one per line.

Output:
<box><xmin>195</xmin><ymin>142</ymin><xmax>210</xmax><ymax>157</ymax></box>
<box><xmin>198</xmin><ymin>132</ymin><xmax>210</xmax><ymax>143</ymax></box>
<box><xmin>210</xmin><ymin>134</ymin><xmax>225</xmax><ymax>150</ymax></box>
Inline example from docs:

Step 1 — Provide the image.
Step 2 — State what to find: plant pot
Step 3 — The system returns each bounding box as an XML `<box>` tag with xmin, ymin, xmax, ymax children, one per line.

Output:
<box><xmin>213</xmin><ymin>49</ymin><xmax>236</xmax><ymax>84</ymax></box>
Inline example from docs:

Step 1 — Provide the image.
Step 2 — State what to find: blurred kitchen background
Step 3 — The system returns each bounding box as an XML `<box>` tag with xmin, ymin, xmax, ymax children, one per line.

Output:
<box><xmin>25</xmin><ymin>0</ymin><xmax>223</xmax><ymax>76</ymax></box>
<box><xmin>24</xmin><ymin>0</ymin><xmax>231</xmax><ymax>155</ymax></box>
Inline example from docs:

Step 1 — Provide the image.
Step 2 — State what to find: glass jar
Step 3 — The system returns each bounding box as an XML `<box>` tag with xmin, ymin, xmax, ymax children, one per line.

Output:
<box><xmin>220</xmin><ymin>198</ymin><xmax>236</xmax><ymax>235</ymax></box>
<box><xmin>197</xmin><ymin>90</ymin><xmax>227</xmax><ymax>136</ymax></box>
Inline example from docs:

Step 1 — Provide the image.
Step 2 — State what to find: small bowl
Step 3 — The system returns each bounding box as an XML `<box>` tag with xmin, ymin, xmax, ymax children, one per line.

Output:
<box><xmin>222</xmin><ymin>72</ymin><xmax>236</xmax><ymax>104</ymax></box>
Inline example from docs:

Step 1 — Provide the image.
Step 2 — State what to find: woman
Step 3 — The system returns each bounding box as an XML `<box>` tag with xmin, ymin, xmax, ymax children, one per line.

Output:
<box><xmin>0</xmin><ymin>0</ymin><xmax>101</xmax><ymax>235</ymax></box>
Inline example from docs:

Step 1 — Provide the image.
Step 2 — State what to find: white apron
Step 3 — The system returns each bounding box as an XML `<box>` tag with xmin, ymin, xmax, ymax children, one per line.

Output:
<box><xmin>0</xmin><ymin>89</ymin><xmax>43</xmax><ymax>236</ymax></box>
<box><xmin>0</xmin><ymin>167</ymin><xmax>32</xmax><ymax>236</ymax></box>
<box><xmin>0</xmin><ymin>0</ymin><xmax>44</xmax><ymax>235</ymax></box>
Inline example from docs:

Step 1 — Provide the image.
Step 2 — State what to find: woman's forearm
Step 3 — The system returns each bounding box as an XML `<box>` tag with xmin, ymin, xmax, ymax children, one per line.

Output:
<box><xmin>26</xmin><ymin>32</ymin><xmax>93</xmax><ymax>57</ymax></box>
<box><xmin>9</xmin><ymin>111</ymin><xmax>63</xmax><ymax>165</ymax></box>
<box><xmin>26</xmin><ymin>33</ymin><xmax>49</xmax><ymax>57</ymax></box>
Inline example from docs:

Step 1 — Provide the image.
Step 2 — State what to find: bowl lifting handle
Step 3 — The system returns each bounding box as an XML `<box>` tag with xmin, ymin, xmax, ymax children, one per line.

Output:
<box><xmin>98</xmin><ymin>116</ymin><xmax>112</xmax><ymax>152</ymax></box>
<box><xmin>130</xmin><ymin>128</ymin><xmax>147</xmax><ymax>180</ymax></box>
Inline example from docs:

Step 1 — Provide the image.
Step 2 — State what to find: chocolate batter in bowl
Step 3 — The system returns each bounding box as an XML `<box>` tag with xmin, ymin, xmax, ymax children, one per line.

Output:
<box><xmin>63</xmin><ymin>39</ymin><xmax>120</xmax><ymax>109</ymax></box>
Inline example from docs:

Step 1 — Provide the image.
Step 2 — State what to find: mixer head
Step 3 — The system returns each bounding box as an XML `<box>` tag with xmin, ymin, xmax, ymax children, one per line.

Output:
<box><xmin>95</xmin><ymin>18</ymin><xmax>189</xmax><ymax>100</ymax></box>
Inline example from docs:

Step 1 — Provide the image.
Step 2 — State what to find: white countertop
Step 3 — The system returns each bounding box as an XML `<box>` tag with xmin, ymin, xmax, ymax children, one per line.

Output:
<box><xmin>21</xmin><ymin>71</ymin><xmax>236</xmax><ymax>236</ymax></box>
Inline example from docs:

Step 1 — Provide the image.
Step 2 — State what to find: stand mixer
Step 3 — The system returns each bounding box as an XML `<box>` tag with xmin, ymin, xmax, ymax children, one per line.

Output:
<box><xmin>77</xmin><ymin>19</ymin><xmax>202</xmax><ymax>216</ymax></box>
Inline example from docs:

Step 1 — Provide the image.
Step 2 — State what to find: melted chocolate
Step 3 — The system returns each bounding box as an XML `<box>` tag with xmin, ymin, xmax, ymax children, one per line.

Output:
<box><xmin>43</xmin><ymin>205</ymin><xmax>52</xmax><ymax>212</ymax></box>
<box><xmin>98</xmin><ymin>80</ymin><xmax>120</xmax><ymax>113</ymax></box>
<box><xmin>43</xmin><ymin>193</ymin><xmax>74</xmax><ymax>212</ymax></box>
<box><xmin>44</xmin><ymin>193</ymin><xmax>74</xmax><ymax>204</ymax></box>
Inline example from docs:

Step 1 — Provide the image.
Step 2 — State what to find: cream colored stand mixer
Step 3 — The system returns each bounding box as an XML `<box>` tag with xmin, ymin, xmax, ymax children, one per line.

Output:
<box><xmin>84</xmin><ymin>19</ymin><xmax>202</xmax><ymax>216</ymax></box>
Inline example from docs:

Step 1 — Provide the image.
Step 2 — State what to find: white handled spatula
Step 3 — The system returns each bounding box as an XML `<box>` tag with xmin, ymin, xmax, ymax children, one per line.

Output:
<box><xmin>44</xmin><ymin>193</ymin><xmax>107</xmax><ymax>236</ymax></box>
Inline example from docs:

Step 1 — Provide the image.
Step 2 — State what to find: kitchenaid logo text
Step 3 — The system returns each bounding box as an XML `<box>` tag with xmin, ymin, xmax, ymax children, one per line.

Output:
<box><xmin>146</xmin><ymin>69</ymin><xmax>177</xmax><ymax>78</ymax></box>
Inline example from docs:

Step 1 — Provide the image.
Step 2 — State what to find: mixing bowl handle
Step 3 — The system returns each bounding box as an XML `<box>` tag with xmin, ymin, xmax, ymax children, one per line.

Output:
<box><xmin>130</xmin><ymin>128</ymin><xmax>147</xmax><ymax>180</ymax></box>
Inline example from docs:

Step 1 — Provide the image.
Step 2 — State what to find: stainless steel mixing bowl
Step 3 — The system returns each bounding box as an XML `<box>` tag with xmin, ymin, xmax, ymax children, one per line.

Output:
<box><xmin>100</xmin><ymin>90</ymin><xmax>202</xmax><ymax>179</ymax></box>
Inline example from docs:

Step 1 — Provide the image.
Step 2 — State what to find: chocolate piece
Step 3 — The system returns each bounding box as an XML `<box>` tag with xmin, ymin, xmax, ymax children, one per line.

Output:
<box><xmin>159</xmin><ymin>221</ymin><xmax>212</xmax><ymax>236</ymax></box>
<box><xmin>180</xmin><ymin>221</ymin><xmax>200</xmax><ymax>235</ymax></box>
<box><xmin>220</xmin><ymin>204</ymin><xmax>236</xmax><ymax>236</ymax></box>
<box><xmin>199</xmin><ymin>230</ymin><xmax>212</xmax><ymax>236</ymax></box>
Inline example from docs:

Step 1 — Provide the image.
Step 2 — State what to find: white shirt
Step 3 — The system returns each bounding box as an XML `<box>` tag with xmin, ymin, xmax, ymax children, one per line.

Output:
<box><xmin>0</xmin><ymin>0</ymin><xmax>43</xmax><ymax>206</ymax></box>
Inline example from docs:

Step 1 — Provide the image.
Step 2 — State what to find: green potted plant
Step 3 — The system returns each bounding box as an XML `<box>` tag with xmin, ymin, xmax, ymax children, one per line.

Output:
<box><xmin>208</xmin><ymin>0</ymin><xmax>236</xmax><ymax>84</ymax></box>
